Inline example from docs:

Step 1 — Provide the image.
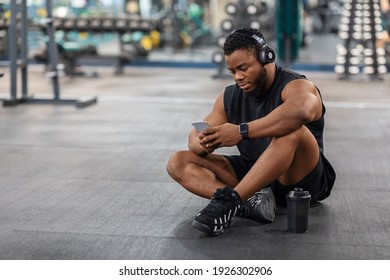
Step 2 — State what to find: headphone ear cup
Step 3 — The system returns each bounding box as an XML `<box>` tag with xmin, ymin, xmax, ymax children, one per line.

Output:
<box><xmin>259</xmin><ymin>46</ymin><xmax>275</xmax><ymax>64</ymax></box>
<box><xmin>266</xmin><ymin>47</ymin><xmax>276</xmax><ymax>63</ymax></box>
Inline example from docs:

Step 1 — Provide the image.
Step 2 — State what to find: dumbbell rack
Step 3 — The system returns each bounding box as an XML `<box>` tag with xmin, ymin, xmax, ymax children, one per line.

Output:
<box><xmin>50</xmin><ymin>16</ymin><xmax>153</xmax><ymax>76</ymax></box>
<box><xmin>2</xmin><ymin>0</ymin><xmax>97</xmax><ymax>108</ymax></box>
<box><xmin>335</xmin><ymin>0</ymin><xmax>387</xmax><ymax>80</ymax></box>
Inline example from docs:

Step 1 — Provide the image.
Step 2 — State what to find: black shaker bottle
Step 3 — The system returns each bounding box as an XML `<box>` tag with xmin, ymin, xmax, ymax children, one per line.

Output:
<box><xmin>287</xmin><ymin>187</ymin><xmax>311</xmax><ymax>233</ymax></box>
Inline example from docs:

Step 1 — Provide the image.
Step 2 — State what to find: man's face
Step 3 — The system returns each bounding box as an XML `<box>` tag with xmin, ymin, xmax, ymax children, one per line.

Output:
<box><xmin>225</xmin><ymin>49</ymin><xmax>267</xmax><ymax>93</ymax></box>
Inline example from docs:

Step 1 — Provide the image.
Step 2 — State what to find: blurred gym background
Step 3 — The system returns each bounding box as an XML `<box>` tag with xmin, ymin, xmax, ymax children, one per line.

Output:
<box><xmin>0</xmin><ymin>0</ymin><xmax>389</xmax><ymax>77</ymax></box>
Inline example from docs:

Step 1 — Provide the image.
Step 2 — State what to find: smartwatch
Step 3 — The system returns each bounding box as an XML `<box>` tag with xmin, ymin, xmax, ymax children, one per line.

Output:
<box><xmin>239</xmin><ymin>123</ymin><xmax>249</xmax><ymax>140</ymax></box>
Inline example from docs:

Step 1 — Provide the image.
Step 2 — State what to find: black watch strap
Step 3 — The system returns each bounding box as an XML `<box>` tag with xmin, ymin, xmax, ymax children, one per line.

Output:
<box><xmin>239</xmin><ymin>123</ymin><xmax>249</xmax><ymax>140</ymax></box>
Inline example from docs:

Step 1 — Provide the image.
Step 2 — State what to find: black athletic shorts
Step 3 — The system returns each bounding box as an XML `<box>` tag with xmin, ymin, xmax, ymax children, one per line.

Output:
<box><xmin>224</xmin><ymin>152</ymin><xmax>336</xmax><ymax>206</ymax></box>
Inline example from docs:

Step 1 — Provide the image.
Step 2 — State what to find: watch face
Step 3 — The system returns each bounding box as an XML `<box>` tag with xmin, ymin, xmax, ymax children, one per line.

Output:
<box><xmin>240</xmin><ymin>123</ymin><xmax>248</xmax><ymax>137</ymax></box>
<box><xmin>239</xmin><ymin>123</ymin><xmax>246</xmax><ymax>132</ymax></box>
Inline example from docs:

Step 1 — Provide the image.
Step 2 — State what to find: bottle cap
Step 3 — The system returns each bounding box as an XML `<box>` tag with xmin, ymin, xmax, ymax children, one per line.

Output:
<box><xmin>287</xmin><ymin>187</ymin><xmax>311</xmax><ymax>202</ymax></box>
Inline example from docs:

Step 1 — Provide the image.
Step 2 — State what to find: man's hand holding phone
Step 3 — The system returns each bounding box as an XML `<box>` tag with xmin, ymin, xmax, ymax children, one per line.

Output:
<box><xmin>192</xmin><ymin>120</ymin><xmax>210</xmax><ymax>132</ymax></box>
<box><xmin>193</xmin><ymin>121</ymin><xmax>243</xmax><ymax>153</ymax></box>
<box><xmin>191</xmin><ymin>120</ymin><xmax>216</xmax><ymax>155</ymax></box>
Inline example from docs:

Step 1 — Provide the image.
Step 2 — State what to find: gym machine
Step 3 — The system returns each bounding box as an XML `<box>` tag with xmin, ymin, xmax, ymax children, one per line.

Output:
<box><xmin>2</xmin><ymin>0</ymin><xmax>97</xmax><ymax>108</ymax></box>
<box><xmin>34</xmin><ymin>15</ymin><xmax>154</xmax><ymax>75</ymax></box>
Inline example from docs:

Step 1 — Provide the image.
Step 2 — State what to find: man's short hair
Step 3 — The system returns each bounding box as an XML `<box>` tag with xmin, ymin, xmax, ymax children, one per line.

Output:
<box><xmin>223</xmin><ymin>27</ymin><xmax>267</xmax><ymax>57</ymax></box>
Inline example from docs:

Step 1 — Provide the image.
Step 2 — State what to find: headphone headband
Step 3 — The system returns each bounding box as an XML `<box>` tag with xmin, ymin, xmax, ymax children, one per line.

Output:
<box><xmin>231</xmin><ymin>29</ymin><xmax>267</xmax><ymax>47</ymax></box>
<box><xmin>251</xmin><ymin>34</ymin><xmax>266</xmax><ymax>46</ymax></box>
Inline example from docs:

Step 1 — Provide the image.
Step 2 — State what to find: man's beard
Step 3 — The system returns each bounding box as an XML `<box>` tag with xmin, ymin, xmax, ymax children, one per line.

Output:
<box><xmin>247</xmin><ymin>68</ymin><xmax>267</xmax><ymax>95</ymax></box>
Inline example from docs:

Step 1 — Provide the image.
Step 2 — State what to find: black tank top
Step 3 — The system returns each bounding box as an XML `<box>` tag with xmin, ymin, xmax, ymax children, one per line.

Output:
<box><xmin>223</xmin><ymin>65</ymin><xmax>325</xmax><ymax>162</ymax></box>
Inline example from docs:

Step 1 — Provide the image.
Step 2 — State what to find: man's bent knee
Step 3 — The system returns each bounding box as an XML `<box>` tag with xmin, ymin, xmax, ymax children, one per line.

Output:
<box><xmin>276</xmin><ymin>126</ymin><xmax>306</xmax><ymax>142</ymax></box>
<box><xmin>166</xmin><ymin>150</ymin><xmax>199</xmax><ymax>180</ymax></box>
<box><xmin>166</xmin><ymin>150</ymin><xmax>185</xmax><ymax>180</ymax></box>
<box><xmin>273</xmin><ymin>127</ymin><xmax>319</xmax><ymax>185</ymax></box>
<box><xmin>271</xmin><ymin>126</ymin><xmax>316</xmax><ymax>150</ymax></box>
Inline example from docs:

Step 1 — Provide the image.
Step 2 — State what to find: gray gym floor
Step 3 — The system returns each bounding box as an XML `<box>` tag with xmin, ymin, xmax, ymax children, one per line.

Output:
<box><xmin>0</xmin><ymin>66</ymin><xmax>389</xmax><ymax>260</ymax></box>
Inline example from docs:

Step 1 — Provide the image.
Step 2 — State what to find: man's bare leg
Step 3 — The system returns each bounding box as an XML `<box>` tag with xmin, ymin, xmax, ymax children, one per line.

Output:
<box><xmin>167</xmin><ymin>126</ymin><xmax>320</xmax><ymax>235</ymax></box>
<box><xmin>234</xmin><ymin>126</ymin><xmax>320</xmax><ymax>201</ymax></box>
<box><xmin>166</xmin><ymin>151</ymin><xmax>239</xmax><ymax>199</ymax></box>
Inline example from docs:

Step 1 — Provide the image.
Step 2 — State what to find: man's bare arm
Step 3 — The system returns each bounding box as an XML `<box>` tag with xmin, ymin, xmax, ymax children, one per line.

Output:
<box><xmin>246</xmin><ymin>79</ymin><xmax>323</xmax><ymax>139</ymax></box>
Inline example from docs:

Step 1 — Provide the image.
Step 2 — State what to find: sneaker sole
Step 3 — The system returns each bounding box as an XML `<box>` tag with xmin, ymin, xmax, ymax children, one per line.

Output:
<box><xmin>262</xmin><ymin>195</ymin><xmax>276</xmax><ymax>222</ymax></box>
<box><xmin>192</xmin><ymin>220</ymin><xmax>224</xmax><ymax>236</ymax></box>
<box><xmin>258</xmin><ymin>206</ymin><xmax>275</xmax><ymax>223</ymax></box>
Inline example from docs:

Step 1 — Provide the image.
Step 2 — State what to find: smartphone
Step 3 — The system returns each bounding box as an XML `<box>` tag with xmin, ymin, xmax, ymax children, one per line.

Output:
<box><xmin>192</xmin><ymin>120</ymin><xmax>209</xmax><ymax>132</ymax></box>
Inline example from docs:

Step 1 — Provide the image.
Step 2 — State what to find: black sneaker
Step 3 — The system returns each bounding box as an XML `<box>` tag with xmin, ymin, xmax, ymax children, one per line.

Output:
<box><xmin>238</xmin><ymin>187</ymin><xmax>276</xmax><ymax>223</ymax></box>
<box><xmin>192</xmin><ymin>186</ymin><xmax>241</xmax><ymax>236</ymax></box>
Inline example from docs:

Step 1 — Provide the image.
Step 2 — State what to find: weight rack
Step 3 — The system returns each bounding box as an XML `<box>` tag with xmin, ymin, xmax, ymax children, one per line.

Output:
<box><xmin>2</xmin><ymin>0</ymin><xmax>97</xmax><ymax>108</ymax></box>
<box><xmin>335</xmin><ymin>0</ymin><xmax>388</xmax><ymax>80</ymax></box>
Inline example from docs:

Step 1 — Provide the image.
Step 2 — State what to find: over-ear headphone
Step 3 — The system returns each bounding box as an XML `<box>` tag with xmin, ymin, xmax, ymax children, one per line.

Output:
<box><xmin>231</xmin><ymin>29</ymin><xmax>276</xmax><ymax>64</ymax></box>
